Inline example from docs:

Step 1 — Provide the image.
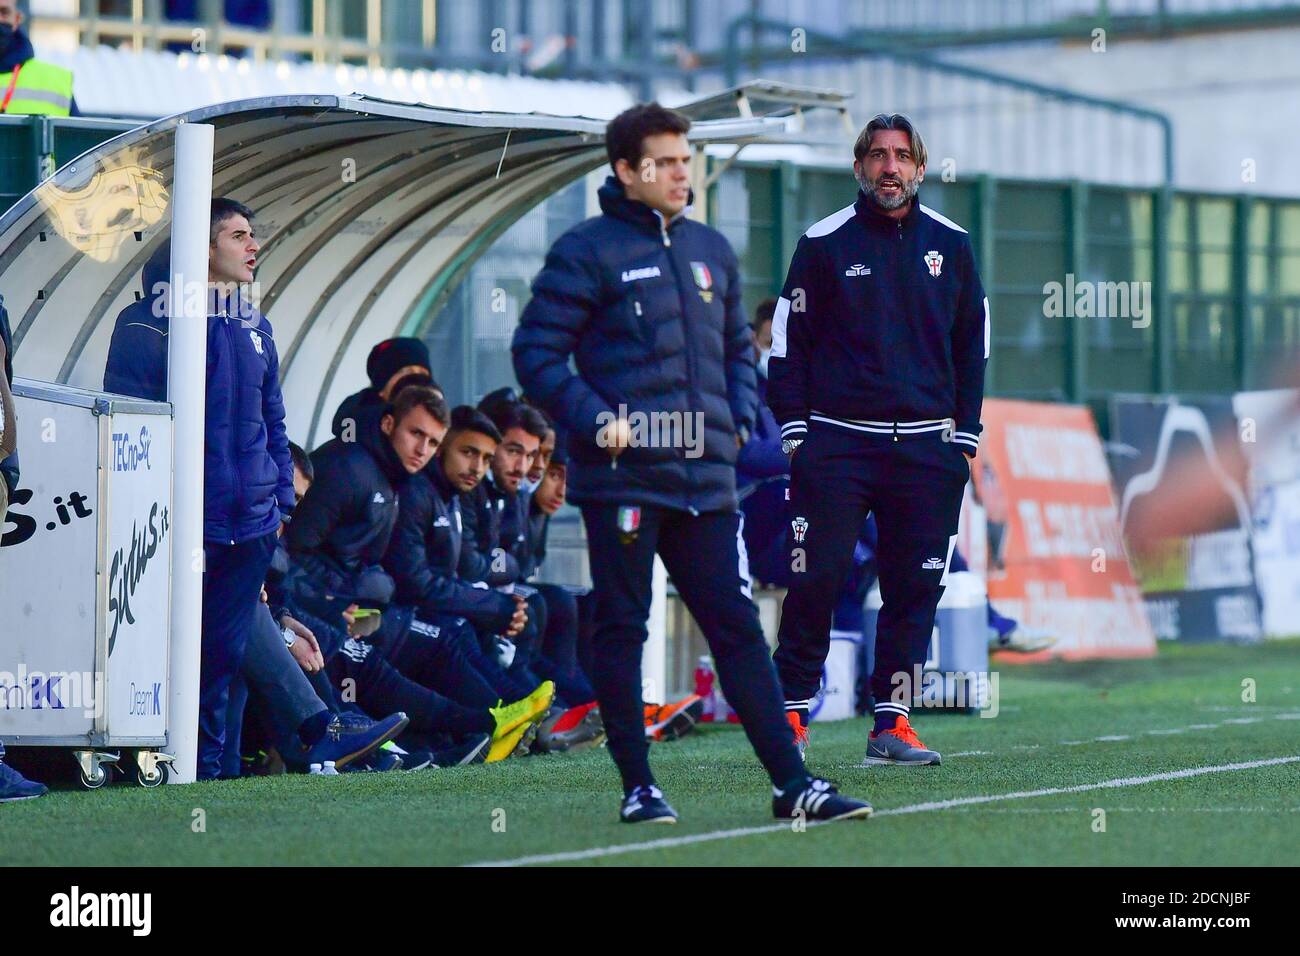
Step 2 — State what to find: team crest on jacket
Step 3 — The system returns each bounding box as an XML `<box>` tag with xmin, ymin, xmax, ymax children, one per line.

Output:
<box><xmin>249</xmin><ymin>329</ymin><xmax>264</xmax><ymax>354</ymax></box>
<box><xmin>924</xmin><ymin>250</ymin><xmax>943</xmax><ymax>277</ymax></box>
<box><xmin>690</xmin><ymin>261</ymin><xmax>714</xmax><ymax>303</ymax></box>
<box><xmin>791</xmin><ymin>516</ymin><xmax>809</xmax><ymax>543</ymax></box>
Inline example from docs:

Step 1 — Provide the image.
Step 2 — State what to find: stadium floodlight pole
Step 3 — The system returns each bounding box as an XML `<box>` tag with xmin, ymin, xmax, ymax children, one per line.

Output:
<box><xmin>165</xmin><ymin>120</ymin><xmax>215</xmax><ymax>784</ymax></box>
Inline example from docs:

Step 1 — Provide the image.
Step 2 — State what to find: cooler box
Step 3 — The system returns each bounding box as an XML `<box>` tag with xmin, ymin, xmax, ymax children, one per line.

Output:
<box><xmin>0</xmin><ymin>379</ymin><xmax>173</xmax><ymax>759</ymax></box>
<box><xmin>809</xmin><ymin>629</ymin><xmax>859</xmax><ymax>722</ymax></box>
<box><xmin>862</xmin><ymin>571</ymin><xmax>990</xmax><ymax>713</ymax></box>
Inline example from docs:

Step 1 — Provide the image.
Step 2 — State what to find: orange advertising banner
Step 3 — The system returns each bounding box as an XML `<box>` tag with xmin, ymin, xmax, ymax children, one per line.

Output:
<box><xmin>970</xmin><ymin>399</ymin><xmax>1155</xmax><ymax>659</ymax></box>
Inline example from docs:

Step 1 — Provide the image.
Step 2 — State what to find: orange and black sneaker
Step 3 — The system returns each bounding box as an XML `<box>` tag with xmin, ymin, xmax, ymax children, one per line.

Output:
<box><xmin>644</xmin><ymin>694</ymin><xmax>705</xmax><ymax>742</ymax></box>
<box><xmin>786</xmin><ymin>711</ymin><xmax>809</xmax><ymax>760</ymax></box>
<box><xmin>862</xmin><ymin>714</ymin><xmax>941</xmax><ymax>766</ymax></box>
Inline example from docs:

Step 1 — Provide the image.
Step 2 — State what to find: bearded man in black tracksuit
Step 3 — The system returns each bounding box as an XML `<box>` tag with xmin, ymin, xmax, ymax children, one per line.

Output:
<box><xmin>768</xmin><ymin>113</ymin><xmax>990</xmax><ymax>766</ymax></box>
<box><xmin>513</xmin><ymin>102</ymin><xmax>870</xmax><ymax>824</ymax></box>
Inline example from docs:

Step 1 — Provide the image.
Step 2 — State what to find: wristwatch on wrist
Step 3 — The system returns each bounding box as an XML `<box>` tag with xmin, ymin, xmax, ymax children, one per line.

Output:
<box><xmin>782</xmin><ymin>437</ymin><xmax>804</xmax><ymax>456</ymax></box>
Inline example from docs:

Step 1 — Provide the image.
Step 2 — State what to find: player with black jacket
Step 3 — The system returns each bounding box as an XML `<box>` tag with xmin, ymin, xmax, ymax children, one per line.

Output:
<box><xmin>513</xmin><ymin>101</ymin><xmax>870</xmax><ymax>824</ymax></box>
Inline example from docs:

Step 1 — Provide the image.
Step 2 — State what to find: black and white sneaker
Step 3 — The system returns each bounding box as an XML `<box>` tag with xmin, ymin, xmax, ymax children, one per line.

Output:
<box><xmin>396</xmin><ymin>748</ymin><xmax>435</xmax><ymax>771</ymax></box>
<box><xmin>433</xmin><ymin>734</ymin><xmax>491</xmax><ymax>768</ymax></box>
<box><xmin>773</xmin><ymin>777</ymin><xmax>873</xmax><ymax>822</ymax></box>
<box><xmin>620</xmin><ymin>784</ymin><xmax>678</xmax><ymax>824</ymax></box>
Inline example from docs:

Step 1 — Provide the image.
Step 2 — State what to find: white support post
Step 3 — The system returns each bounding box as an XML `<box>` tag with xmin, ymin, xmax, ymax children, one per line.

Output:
<box><xmin>166</xmin><ymin>121</ymin><xmax>214</xmax><ymax>783</ymax></box>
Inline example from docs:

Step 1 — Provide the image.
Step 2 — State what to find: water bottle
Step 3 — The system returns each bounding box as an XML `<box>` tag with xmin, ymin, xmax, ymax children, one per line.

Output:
<box><xmin>321</xmin><ymin>760</ymin><xmax>339</xmax><ymax>776</ymax></box>
<box><xmin>694</xmin><ymin>655</ymin><xmax>716</xmax><ymax>722</ymax></box>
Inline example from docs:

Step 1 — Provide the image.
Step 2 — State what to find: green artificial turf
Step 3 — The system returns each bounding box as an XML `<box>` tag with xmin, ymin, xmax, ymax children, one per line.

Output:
<box><xmin>4</xmin><ymin>640</ymin><xmax>1298</xmax><ymax>867</ymax></box>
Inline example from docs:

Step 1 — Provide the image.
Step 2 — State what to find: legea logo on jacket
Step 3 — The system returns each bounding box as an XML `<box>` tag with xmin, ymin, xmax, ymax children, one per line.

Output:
<box><xmin>621</xmin><ymin>266</ymin><xmax>661</xmax><ymax>282</ymax></box>
<box><xmin>844</xmin><ymin>263</ymin><xmax>872</xmax><ymax>277</ymax></box>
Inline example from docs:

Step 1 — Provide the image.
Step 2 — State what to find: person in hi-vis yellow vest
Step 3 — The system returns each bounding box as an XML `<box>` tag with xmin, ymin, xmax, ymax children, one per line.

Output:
<box><xmin>0</xmin><ymin>0</ymin><xmax>76</xmax><ymax>116</ymax></box>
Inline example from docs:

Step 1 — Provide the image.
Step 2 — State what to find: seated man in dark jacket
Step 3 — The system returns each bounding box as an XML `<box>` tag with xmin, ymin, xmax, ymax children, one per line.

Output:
<box><xmin>285</xmin><ymin>386</ymin><xmax>552</xmax><ymax>763</ymax></box>
<box><xmin>103</xmin><ymin>198</ymin><xmax>296</xmax><ymax>780</ymax></box>
<box><xmin>459</xmin><ymin>399</ymin><xmax>549</xmax><ymax>684</ymax></box>
<box><xmin>223</xmin><ymin>442</ymin><xmax>409</xmax><ymax>777</ymax></box>
<box><xmin>385</xmin><ymin>405</ymin><xmax>602</xmax><ymax>753</ymax></box>
<box><xmin>384</xmin><ymin>405</ymin><xmax>545</xmax><ymax>707</ymax></box>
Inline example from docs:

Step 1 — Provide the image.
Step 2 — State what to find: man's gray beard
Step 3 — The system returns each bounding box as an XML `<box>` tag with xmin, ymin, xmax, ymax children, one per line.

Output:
<box><xmin>857</xmin><ymin>171</ymin><xmax>920</xmax><ymax>210</ymax></box>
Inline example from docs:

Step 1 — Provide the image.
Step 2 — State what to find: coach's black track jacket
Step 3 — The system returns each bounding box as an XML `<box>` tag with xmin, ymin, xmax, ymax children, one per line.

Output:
<box><xmin>766</xmin><ymin>189</ymin><xmax>989</xmax><ymax>455</ymax></box>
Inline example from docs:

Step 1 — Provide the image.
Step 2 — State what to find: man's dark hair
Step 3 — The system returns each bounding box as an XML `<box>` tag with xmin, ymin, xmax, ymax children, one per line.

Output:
<box><xmin>477</xmin><ymin>385</ymin><xmax>520</xmax><ymax>426</ymax></box>
<box><xmin>485</xmin><ymin>400</ymin><xmax>549</xmax><ymax>442</ymax></box>
<box><xmin>853</xmin><ymin>113</ymin><xmax>928</xmax><ymax>168</ymax></box>
<box><xmin>530</xmin><ymin>403</ymin><xmax>554</xmax><ymax>432</ymax></box>
<box><xmin>288</xmin><ymin>441</ymin><xmax>313</xmax><ymax>482</ymax></box>
<box><xmin>605</xmin><ymin>102</ymin><xmax>691</xmax><ymax>175</ymax></box>
<box><xmin>753</xmin><ymin>297</ymin><xmax>778</xmax><ymax>331</ymax></box>
<box><xmin>387</xmin><ymin>385</ymin><xmax>449</xmax><ymax>428</ymax></box>
<box><xmin>446</xmin><ymin>404</ymin><xmax>502</xmax><ymax>445</ymax></box>
<box><xmin>210</xmin><ymin>197</ymin><xmax>256</xmax><ymax>244</ymax></box>
<box><xmin>388</xmin><ymin>371</ymin><xmax>439</xmax><ymax>402</ymax></box>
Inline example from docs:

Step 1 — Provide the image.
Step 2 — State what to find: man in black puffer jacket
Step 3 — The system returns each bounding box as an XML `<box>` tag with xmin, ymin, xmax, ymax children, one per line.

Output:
<box><xmin>512</xmin><ymin>102</ymin><xmax>870</xmax><ymax>825</ymax></box>
<box><xmin>383</xmin><ymin>405</ymin><xmax>542</xmax><ymax>707</ymax></box>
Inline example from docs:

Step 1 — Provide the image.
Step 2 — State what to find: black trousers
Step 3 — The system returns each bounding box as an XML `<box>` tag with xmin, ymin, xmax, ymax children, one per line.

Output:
<box><xmin>294</xmin><ymin>606</ymin><xmax>493</xmax><ymax>738</ymax></box>
<box><xmin>773</xmin><ymin>422</ymin><xmax>968</xmax><ymax>707</ymax></box>
<box><xmin>532</xmin><ymin>583</ymin><xmax>597</xmax><ymax>705</ymax></box>
<box><xmin>581</xmin><ymin>503</ymin><xmax>805</xmax><ymax>793</ymax></box>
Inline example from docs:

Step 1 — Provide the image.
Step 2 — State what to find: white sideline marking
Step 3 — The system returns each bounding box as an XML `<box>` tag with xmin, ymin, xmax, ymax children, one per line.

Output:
<box><xmin>465</xmin><ymin>755</ymin><xmax>1300</xmax><ymax>868</ymax></box>
<box><xmin>955</xmin><ymin>712</ymin><xmax>1300</xmax><ymax>756</ymax></box>
<box><xmin>873</xmin><ymin>756</ymin><xmax>1300</xmax><ymax>817</ymax></box>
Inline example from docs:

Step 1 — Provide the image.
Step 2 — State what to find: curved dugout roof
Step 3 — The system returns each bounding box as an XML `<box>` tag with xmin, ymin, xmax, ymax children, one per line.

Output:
<box><xmin>0</xmin><ymin>94</ymin><xmax>781</xmax><ymax>447</ymax></box>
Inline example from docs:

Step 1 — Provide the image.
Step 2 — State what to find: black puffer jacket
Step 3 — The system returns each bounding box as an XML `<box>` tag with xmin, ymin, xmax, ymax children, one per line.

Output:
<box><xmin>458</xmin><ymin>480</ymin><xmax>521</xmax><ymax>586</ymax></box>
<box><xmin>383</xmin><ymin>463</ymin><xmax>517</xmax><ymax>633</ymax></box>
<box><xmin>330</xmin><ymin>386</ymin><xmax>384</xmax><ymax>439</ymax></box>
<box><xmin>512</xmin><ymin>177</ymin><xmax>757</xmax><ymax>514</ymax></box>
<box><xmin>285</xmin><ymin>404</ymin><xmax>406</xmax><ymax>605</ymax></box>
